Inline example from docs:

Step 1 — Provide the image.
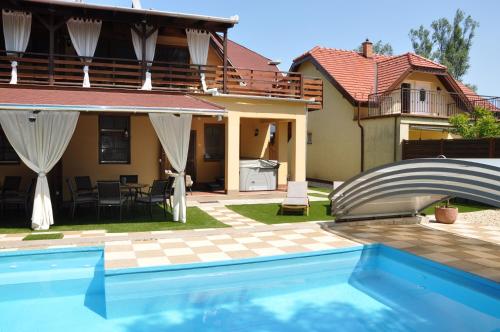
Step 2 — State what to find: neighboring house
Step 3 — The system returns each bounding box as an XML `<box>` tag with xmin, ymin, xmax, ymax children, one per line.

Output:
<box><xmin>291</xmin><ymin>39</ymin><xmax>499</xmax><ymax>182</ymax></box>
<box><xmin>0</xmin><ymin>0</ymin><xmax>323</xmax><ymax>204</ymax></box>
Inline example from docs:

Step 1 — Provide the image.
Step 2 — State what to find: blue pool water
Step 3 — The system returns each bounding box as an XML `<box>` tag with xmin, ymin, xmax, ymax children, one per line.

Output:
<box><xmin>0</xmin><ymin>245</ymin><xmax>498</xmax><ymax>332</ymax></box>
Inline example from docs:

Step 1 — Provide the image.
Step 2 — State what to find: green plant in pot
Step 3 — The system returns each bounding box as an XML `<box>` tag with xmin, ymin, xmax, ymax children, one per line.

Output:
<box><xmin>434</xmin><ymin>199</ymin><xmax>458</xmax><ymax>224</ymax></box>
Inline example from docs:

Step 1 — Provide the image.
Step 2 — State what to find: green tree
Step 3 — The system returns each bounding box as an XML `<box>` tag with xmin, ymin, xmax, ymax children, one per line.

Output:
<box><xmin>449</xmin><ymin>107</ymin><xmax>500</xmax><ymax>139</ymax></box>
<box><xmin>409</xmin><ymin>25</ymin><xmax>433</xmax><ymax>59</ymax></box>
<box><xmin>356</xmin><ymin>40</ymin><xmax>393</xmax><ymax>55</ymax></box>
<box><xmin>409</xmin><ymin>9</ymin><xmax>479</xmax><ymax>81</ymax></box>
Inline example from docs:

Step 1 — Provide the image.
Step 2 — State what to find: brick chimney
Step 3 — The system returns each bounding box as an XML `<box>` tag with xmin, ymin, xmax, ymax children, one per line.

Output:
<box><xmin>362</xmin><ymin>39</ymin><xmax>373</xmax><ymax>58</ymax></box>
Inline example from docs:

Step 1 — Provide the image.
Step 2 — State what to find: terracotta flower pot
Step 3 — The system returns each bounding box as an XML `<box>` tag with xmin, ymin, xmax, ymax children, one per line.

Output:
<box><xmin>434</xmin><ymin>206</ymin><xmax>458</xmax><ymax>224</ymax></box>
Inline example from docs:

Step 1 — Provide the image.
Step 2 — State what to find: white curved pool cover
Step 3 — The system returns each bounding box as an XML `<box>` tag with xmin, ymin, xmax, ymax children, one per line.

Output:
<box><xmin>329</xmin><ymin>159</ymin><xmax>500</xmax><ymax>221</ymax></box>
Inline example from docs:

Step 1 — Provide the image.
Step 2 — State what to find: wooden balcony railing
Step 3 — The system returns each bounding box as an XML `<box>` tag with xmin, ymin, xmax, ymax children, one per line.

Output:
<box><xmin>0</xmin><ymin>51</ymin><xmax>323</xmax><ymax>111</ymax></box>
<box><xmin>366</xmin><ymin>88</ymin><xmax>499</xmax><ymax>119</ymax></box>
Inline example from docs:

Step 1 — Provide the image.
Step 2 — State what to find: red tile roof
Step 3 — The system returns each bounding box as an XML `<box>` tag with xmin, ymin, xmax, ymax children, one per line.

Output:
<box><xmin>0</xmin><ymin>86</ymin><xmax>224</xmax><ymax>111</ymax></box>
<box><xmin>226</xmin><ymin>40</ymin><xmax>280</xmax><ymax>73</ymax></box>
<box><xmin>291</xmin><ymin>47</ymin><xmax>447</xmax><ymax>103</ymax></box>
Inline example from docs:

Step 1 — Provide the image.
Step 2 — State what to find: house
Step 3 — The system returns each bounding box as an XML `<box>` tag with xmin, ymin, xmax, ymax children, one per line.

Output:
<box><xmin>291</xmin><ymin>39</ymin><xmax>499</xmax><ymax>182</ymax></box>
<box><xmin>0</xmin><ymin>0</ymin><xmax>323</xmax><ymax>229</ymax></box>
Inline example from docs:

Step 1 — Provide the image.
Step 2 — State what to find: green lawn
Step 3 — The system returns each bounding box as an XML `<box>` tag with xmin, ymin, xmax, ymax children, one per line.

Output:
<box><xmin>227</xmin><ymin>201</ymin><xmax>333</xmax><ymax>224</ymax></box>
<box><xmin>308</xmin><ymin>186</ymin><xmax>332</xmax><ymax>194</ymax></box>
<box><xmin>309</xmin><ymin>192</ymin><xmax>329</xmax><ymax>198</ymax></box>
<box><xmin>421</xmin><ymin>202</ymin><xmax>495</xmax><ymax>216</ymax></box>
<box><xmin>23</xmin><ymin>233</ymin><xmax>64</xmax><ymax>241</ymax></box>
<box><xmin>0</xmin><ymin>206</ymin><xmax>227</xmax><ymax>234</ymax></box>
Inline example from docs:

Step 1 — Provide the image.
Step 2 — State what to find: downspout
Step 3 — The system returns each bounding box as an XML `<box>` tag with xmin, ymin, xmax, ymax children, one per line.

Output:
<box><xmin>357</xmin><ymin>101</ymin><xmax>364</xmax><ymax>172</ymax></box>
<box><xmin>394</xmin><ymin>116</ymin><xmax>398</xmax><ymax>162</ymax></box>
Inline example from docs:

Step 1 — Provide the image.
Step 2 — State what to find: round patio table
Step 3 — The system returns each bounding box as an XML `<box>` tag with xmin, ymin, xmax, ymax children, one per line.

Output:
<box><xmin>120</xmin><ymin>183</ymin><xmax>148</xmax><ymax>205</ymax></box>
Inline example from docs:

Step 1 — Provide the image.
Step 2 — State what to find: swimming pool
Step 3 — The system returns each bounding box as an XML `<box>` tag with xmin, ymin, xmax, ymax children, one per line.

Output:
<box><xmin>0</xmin><ymin>244</ymin><xmax>498</xmax><ymax>331</ymax></box>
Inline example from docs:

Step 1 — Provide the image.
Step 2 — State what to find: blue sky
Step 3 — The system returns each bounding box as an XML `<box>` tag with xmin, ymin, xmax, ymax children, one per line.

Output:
<box><xmin>88</xmin><ymin>0</ymin><xmax>499</xmax><ymax>96</ymax></box>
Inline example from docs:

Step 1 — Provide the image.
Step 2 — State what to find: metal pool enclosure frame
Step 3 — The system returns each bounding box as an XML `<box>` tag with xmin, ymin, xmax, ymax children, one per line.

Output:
<box><xmin>330</xmin><ymin>158</ymin><xmax>500</xmax><ymax>221</ymax></box>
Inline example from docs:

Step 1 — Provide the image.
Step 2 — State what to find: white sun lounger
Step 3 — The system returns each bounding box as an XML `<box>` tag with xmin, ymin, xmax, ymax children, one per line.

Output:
<box><xmin>281</xmin><ymin>181</ymin><xmax>310</xmax><ymax>216</ymax></box>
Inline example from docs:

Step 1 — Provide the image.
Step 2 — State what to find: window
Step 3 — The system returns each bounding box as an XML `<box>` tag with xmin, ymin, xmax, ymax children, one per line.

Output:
<box><xmin>419</xmin><ymin>89</ymin><xmax>426</xmax><ymax>102</ymax></box>
<box><xmin>99</xmin><ymin>115</ymin><xmax>130</xmax><ymax>164</ymax></box>
<box><xmin>307</xmin><ymin>132</ymin><xmax>313</xmax><ymax>145</ymax></box>
<box><xmin>204</xmin><ymin>124</ymin><xmax>224</xmax><ymax>161</ymax></box>
<box><xmin>0</xmin><ymin>127</ymin><xmax>19</xmax><ymax>164</ymax></box>
<box><xmin>155</xmin><ymin>46</ymin><xmax>190</xmax><ymax>63</ymax></box>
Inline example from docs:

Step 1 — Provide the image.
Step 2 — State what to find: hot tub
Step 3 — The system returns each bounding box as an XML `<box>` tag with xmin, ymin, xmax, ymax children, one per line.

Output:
<box><xmin>239</xmin><ymin>159</ymin><xmax>279</xmax><ymax>191</ymax></box>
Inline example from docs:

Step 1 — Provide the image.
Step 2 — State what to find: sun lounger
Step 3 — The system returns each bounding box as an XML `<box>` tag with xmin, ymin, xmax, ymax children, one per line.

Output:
<box><xmin>281</xmin><ymin>181</ymin><xmax>310</xmax><ymax>216</ymax></box>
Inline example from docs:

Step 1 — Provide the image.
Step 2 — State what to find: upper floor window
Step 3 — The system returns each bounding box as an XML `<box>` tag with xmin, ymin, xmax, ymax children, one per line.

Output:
<box><xmin>0</xmin><ymin>128</ymin><xmax>19</xmax><ymax>164</ymax></box>
<box><xmin>99</xmin><ymin>115</ymin><xmax>130</xmax><ymax>164</ymax></box>
<box><xmin>155</xmin><ymin>46</ymin><xmax>190</xmax><ymax>64</ymax></box>
<box><xmin>419</xmin><ymin>89</ymin><xmax>426</xmax><ymax>102</ymax></box>
<box><xmin>204</xmin><ymin>124</ymin><xmax>225</xmax><ymax>161</ymax></box>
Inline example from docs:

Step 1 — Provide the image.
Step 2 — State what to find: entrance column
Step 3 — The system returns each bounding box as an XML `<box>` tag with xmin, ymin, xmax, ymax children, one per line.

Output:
<box><xmin>276</xmin><ymin>121</ymin><xmax>288</xmax><ymax>190</ymax></box>
<box><xmin>290</xmin><ymin>116</ymin><xmax>306</xmax><ymax>181</ymax></box>
<box><xmin>225</xmin><ymin>112</ymin><xmax>240</xmax><ymax>194</ymax></box>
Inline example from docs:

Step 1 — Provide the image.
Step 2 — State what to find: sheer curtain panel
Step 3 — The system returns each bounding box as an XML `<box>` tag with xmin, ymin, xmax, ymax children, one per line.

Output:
<box><xmin>149</xmin><ymin>113</ymin><xmax>192</xmax><ymax>223</ymax></box>
<box><xmin>2</xmin><ymin>10</ymin><xmax>32</xmax><ymax>84</ymax></box>
<box><xmin>0</xmin><ymin>111</ymin><xmax>79</xmax><ymax>230</ymax></box>
<box><xmin>66</xmin><ymin>18</ymin><xmax>102</xmax><ymax>88</ymax></box>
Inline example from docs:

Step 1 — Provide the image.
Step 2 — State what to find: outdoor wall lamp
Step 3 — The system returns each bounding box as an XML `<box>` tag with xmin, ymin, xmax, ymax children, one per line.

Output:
<box><xmin>254</xmin><ymin>128</ymin><xmax>259</xmax><ymax>136</ymax></box>
<box><xmin>28</xmin><ymin>110</ymin><xmax>40</xmax><ymax>123</ymax></box>
<box><xmin>216</xmin><ymin>115</ymin><xmax>223</xmax><ymax>122</ymax></box>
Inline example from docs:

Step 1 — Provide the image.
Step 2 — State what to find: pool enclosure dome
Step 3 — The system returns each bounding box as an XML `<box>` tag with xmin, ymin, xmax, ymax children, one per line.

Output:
<box><xmin>330</xmin><ymin>158</ymin><xmax>500</xmax><ymax>221</ymax></box>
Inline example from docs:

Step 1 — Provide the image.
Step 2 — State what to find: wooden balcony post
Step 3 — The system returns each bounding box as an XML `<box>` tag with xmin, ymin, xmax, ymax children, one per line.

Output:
<box><xmin>48</xmin><ymin>14</ymin><xmax>54</xmax><ymax>85</ymax></box>
<box><xmin>223</xmin><ymin>30</ymin><xmax>228</xmax><ymax>94</ymax></box>
<box><xmin>140</xmin><ymin>23</ymin><xmax>146</xmax><ymax>85</ymax></box>
<box><xmin>299</xmin><ymin>74</ymin><xmax>304</xmax><ymax>99</ymax></box>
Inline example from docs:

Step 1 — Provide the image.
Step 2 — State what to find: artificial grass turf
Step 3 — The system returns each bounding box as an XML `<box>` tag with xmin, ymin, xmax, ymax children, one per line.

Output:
<box><xmin>23</xmin><ymin>233</ymin><xmax>64</xmax><ymax>241</ymax></box>
<box><xmin>0</xmin><ymin>206</ymin><xmax>227</xmax><ymax>234</ymax></box>
<box><xmin>308</xmin><ymin>186</ymin><xmax>332</xmax><ymax>194</ymax></box>
<box><xmin>227</xmin><ymin>200</ymin><xmax>333</xmax><ymax>224</ymax></box>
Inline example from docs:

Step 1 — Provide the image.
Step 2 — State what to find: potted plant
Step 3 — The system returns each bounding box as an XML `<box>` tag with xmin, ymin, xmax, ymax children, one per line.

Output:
<box><xmin>434</xmin><ymin>200</ymin><xmax>458</xmax><ymax>224</ymax></box>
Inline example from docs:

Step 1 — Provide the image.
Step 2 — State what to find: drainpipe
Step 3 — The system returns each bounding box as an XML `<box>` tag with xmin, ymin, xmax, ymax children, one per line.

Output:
<box><xmin>357</xmin><ymin>101</ymin><xmax>364</xmax><ymax>172</ymax></box>
<box><xmin>393</xmin><ymin>116</ymin><xmax>398</xmax><ymax>162</ymax></box>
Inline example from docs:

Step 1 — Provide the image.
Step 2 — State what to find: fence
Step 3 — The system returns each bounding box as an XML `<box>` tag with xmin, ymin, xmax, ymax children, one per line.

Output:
<box><xmin>402</xmin><ymin>138</ymin><xmax>500</xmax><ymax>159</ymax></box>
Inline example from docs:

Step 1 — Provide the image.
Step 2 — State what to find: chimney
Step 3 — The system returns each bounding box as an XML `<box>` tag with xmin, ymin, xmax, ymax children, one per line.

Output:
<box><xmin>362</xmin><ymin>39</ymin><xmax>373</xmax><ymax>58</ymax></box>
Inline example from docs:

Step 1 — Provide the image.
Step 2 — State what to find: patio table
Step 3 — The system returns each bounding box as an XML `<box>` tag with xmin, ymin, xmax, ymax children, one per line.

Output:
<box><xmin>120</xmin><ymin>183</ymin><xmax>148</xmax><ymax>205</ymax></box>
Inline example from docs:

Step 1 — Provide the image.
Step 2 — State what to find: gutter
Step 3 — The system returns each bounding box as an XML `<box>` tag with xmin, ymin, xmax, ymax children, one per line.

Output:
<box><xmin>210</xmin><ymin>93</ymin><xmax>316</xmax><ymax>104</ymax></box>
<box><xmin>0</xmin><ymin>103</ymin><xmax>226</xmax><ymax>116</ymax></box>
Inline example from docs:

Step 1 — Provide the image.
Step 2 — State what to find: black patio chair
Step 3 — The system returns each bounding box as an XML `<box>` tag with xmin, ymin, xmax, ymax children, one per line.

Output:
<box><xmin>74</xmin><ymin>176</ymin><xmax>94</xmax><ymax>196</ymax></box>
<box><xmin>97</xmin><ymin>181</ymin><xmax>127</xmax><ymax>221</ymax></box>
<box><xmin>2</xmin><ymin>178</ymin><xmax>36</xmax><ymax>220</ymax></box>
<box><xmin>135</xmin><ymin>178</ymin><xmax>174</xmax><ymax>219</ymax></box>
<box><xmin>1</xmin><ymin>176</ymin><xmax>22</xmax><ymax>197</ymax></box>
<box><xmin>66</xmin><ymin>178</ymin><xmax>97</xmax><ymax>220</ymax></box>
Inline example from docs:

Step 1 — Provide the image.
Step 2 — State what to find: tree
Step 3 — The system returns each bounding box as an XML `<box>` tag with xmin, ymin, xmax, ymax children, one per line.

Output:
<box><xmin>409</xmin><ymin>25</ymin><xmax>433</xmax><ymax>59</ymax></box>
<box><xmin>356</xmin><ymin>40</ymin><xmax>393</xmax><ymax>55</ymax></box>
<box><xmin>449</xmin><ymin>107</ymin><xmax>500</xmax><ymax>139</ymax></box>
<box><xmin>408</xmin><ymin>9</ymin><xmax>479</xmax><ymax>81</ymax></box>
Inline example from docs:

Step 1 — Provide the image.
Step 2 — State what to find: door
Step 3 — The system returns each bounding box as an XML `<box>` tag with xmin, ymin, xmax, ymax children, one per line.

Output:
<box><xmin>400</xmin><ymin>83</ymin><xmax>411</xmax><ymax>113</ymax></box>
<box><xmin>185</xmin><ymin>131</ymin><xmax>196</xmax><ymax>181</ymax></box>
<box><xmin>413</xmin><ymin>82</ymin><xmax>431</xmax><ymax>114</ymax></box>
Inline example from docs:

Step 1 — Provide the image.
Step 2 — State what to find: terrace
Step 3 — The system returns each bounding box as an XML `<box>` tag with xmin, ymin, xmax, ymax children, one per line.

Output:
<box><xmin>366</xmin><ymin>88</ymin><xmax>499</xmax><ymax>119</ymax></box>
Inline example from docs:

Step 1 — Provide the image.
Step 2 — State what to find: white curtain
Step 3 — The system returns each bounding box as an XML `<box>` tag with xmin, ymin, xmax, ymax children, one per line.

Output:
<box><xmin>131</xmin><ymin>25</ymin><xmax>158</xmax><ymax>90</ymax></box>
<box><xmin>185</xmin><ymin>29</ymin><xmax>217</xmax><ymax>93</ymax></box>
<box><xmin>131</xmin><ymin>0</ymin><xmax>142</xmax><ymax>9</ymax></box>
<box><xmin>2</xmin><ymin>10</ymin><xmax>32</xmax><ymax>84</ymax></box>
<box><xmin>149</xmin><ymin>113</ymin><xmax>192</xmax><ymax>223</ymax></box>
<box><xmin>0</xmin><ymin>111</ymin><xmax>79</xmax><ymax>230</ymax></box>
<box><xmin>66</xmin><ymin>18</ymin><xmax>102</xmax><ymax>88</ymax></box>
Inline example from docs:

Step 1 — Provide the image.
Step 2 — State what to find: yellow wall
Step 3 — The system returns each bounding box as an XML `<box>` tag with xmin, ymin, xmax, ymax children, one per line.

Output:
<box><xmin>240</xmin><ymin>118</ymin><xmax>271</xmax><ymax>159</ymax></box>
<box><xmin>62</xmin><ymin>113</ymin><xmax>160</xmax><ymax>199</ymax></box>
<box><xmin>296</xmin><ymin>61</ymin><xmax>361</xmax><ymax>182</ymax></box>
<box><xmin>190</xmin><ymin>116</ymin><xmax>225</xmax><ymax>183</ymax></box>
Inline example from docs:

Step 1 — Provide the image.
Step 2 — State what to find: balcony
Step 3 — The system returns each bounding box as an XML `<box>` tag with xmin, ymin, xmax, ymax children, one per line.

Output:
<box><xmin>366</xmin><ymin>88</ymin><xmax>499</xmax><ymax>119</ymax></box>
<box><xmin>0</xmin><ymin>51</ymin><xmax>323</xmax><ymax>111</ymax></box>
